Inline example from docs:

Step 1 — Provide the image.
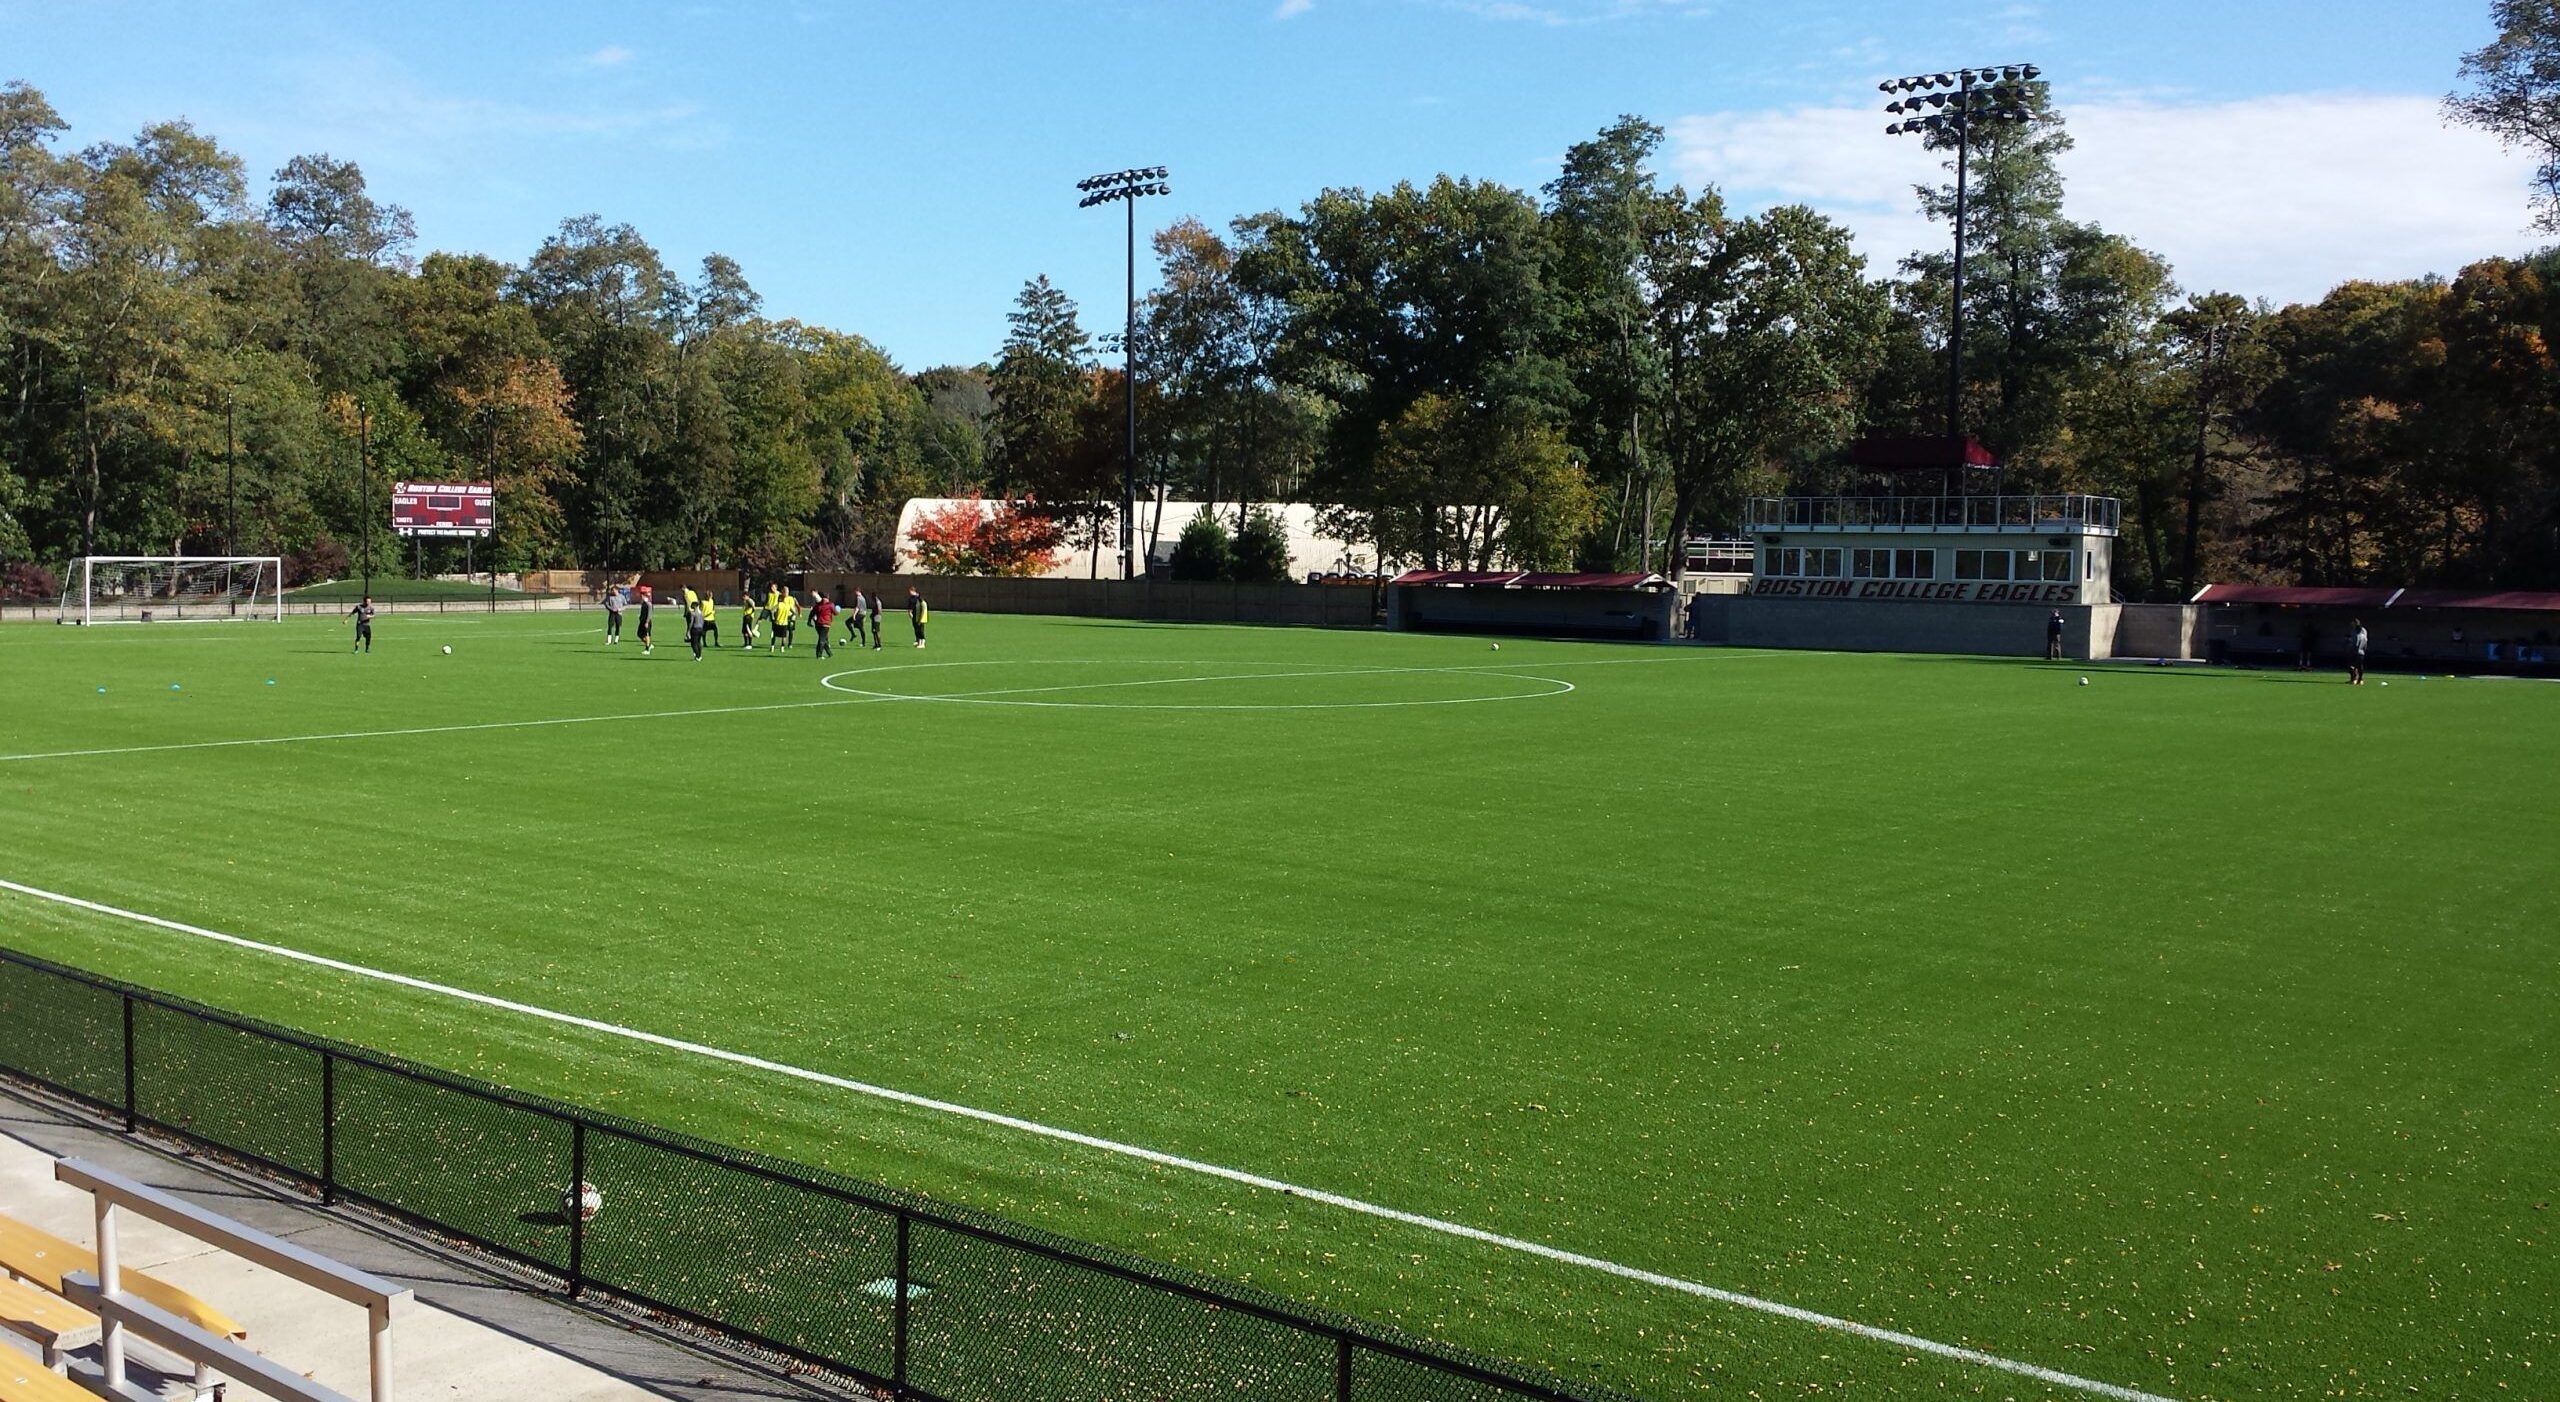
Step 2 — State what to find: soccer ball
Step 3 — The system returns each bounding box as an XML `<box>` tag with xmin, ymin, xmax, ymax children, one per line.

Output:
<box><xmin>441</xmin><ymin>645</ymin><xmax>453</xmax><ymax>656</ymax></box>
<box><xmin>2078</xmin><ymin>677</ymin><xmax>2089</xmax><ymax>686</ymax></box>
<box><xmin>1491</xmin><ymin>643</ymin><xmax>1501</xmax><ymax>652</ymax></box>
<box><xmin>563</xmin><ymin>1181</ymin><xmax>602</xmax><ymax>1223</ymax></box>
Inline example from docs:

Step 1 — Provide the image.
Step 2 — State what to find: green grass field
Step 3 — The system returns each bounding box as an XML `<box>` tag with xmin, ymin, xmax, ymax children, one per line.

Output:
<box><xmin>0</xmin><ymin>609</ymin><xmax>2552</xmax><ymax>1401</ymax></box>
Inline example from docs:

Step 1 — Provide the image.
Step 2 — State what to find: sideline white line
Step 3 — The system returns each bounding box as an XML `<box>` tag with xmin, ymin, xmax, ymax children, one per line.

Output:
<box><xmin>0</xmin><ymin>696</ymin><xmax>878</xmax><ymax>764</ymax></box>
<box><xmin>0</xmin><ymin>878</ymin><xmax>2177</xmax><ymax>1402</ymax></box>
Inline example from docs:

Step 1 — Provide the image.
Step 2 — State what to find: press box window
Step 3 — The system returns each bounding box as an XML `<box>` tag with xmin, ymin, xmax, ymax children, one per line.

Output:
<box><xmin>1853</xmin><ymin>549</ymin><xmax>1936</xmax><ymax>580</ymax></box>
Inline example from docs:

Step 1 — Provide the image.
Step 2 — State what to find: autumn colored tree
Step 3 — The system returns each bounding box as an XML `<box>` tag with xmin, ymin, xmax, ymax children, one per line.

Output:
<box><xmin>904</xmin><ymin>494</ymin><xmax>1065</xmax><ymax>577</ymax></box>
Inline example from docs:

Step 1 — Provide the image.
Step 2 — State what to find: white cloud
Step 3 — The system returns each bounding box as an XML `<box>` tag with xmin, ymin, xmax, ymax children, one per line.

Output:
<box><xmin>581</xmin><ymin>44</ymin><xmax>635</xmax><ymax>68</ymax></box>
<box><xmin>1274</xmin><ymin>0</ymin><xmax>1313</xmax><ymax>17</ymax></box>
<box><xmin>1665</xmin><ymin>92</ymin><xmax>2547</xmax><ymax>305</ymax></box>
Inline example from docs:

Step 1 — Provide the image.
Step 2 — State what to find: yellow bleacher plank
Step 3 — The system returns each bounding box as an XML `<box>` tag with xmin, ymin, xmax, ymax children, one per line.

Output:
<box><xmin>0</xmin><ymin>1214</ymin><xmax>245</xmax><ymax>1340</ymax></box>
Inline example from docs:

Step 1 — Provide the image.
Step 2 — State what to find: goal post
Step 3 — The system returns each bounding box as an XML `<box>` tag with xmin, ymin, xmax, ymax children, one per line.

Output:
<box><xmin>58</xmin><ymin>557</ymin><xmax>286</xmax><ymax>626</ymax></box>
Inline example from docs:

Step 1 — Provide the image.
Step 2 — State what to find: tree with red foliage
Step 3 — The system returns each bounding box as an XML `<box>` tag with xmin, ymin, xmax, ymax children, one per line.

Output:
<box><xmin>905</xmin><ymin>495</ymin><xmax>1066</xmax><ymax>577</ymax></box>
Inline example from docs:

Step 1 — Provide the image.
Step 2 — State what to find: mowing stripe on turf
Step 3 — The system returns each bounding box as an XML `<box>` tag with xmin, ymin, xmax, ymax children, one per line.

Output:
<box><xmin>0</xmin><ymin>878</ymin><xmax>2180</xmax><ymax>1402</ymax></box>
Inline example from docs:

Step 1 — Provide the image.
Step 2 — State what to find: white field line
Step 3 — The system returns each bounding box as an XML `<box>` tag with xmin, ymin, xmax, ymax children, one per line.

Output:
<box><xmin>1</xmin><ymin>657</ymin><xmax>1652</xmax><ymax>763</ymax></box>
<box><xmin>0</xmin><ymin>878</ymin><xmax>2178</xmax><ymax>1402</ymax></box>
<box><xmin>823</xmin><ymin>662</ymin><xmax>1573</xmax><ymax>707</ymax></box>
<box><xmin>0</xmin><ymin>696</ymin><xmax>879</xmax><ymax>764</ymax></box>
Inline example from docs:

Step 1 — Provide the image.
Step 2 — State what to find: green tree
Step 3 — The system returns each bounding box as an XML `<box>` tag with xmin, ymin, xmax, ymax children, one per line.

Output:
<box><xmin>1544</xmin><ymin>117</ymin><xmax>1676</xmax><ymax>569</ymax></box>
<box><xmin>1232</xmin><ymin>508</ymin><xmax>1292</xmax><ymax>583</ymax></box>
<box><xmin>2451</xmin><ymin>0</ymin><xmax>2560</xmax><ymax>231</ymax></box>
<box><xmin>1236</xmin><ymin>175</ymin><xmax>1575</xmax><ymax>568</ymax></box>
<box><xmin>1168</xmin><ymin>512</ymin><xmax>1234</xmax><ymax>580</ymax></box>
<box><xmin>511</xmin><ymin>215</ymin><xmax>682</xmax><ymax>567</ymax></box>
<box><xmin>1651</xmin><ymin>202</ymin><xmax>1887</xmax><ymax>570</ymax></box>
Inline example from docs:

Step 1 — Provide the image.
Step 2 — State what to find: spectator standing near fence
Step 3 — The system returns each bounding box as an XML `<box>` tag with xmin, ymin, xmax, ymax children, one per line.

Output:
<box><xmin>2349</xmin><ymin>619</ymin><xmax>2368</xmax><ymax>685</ymax></box>
<box><xmin>2046</xmin><ymin>610</ymin><xmax>2065</xmax><ymax>661</ymax></box>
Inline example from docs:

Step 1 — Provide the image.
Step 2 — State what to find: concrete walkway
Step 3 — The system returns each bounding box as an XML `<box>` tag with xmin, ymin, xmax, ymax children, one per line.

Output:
<box><xmin>0</xmin><ymin>1088</ymin><xmax>831</xmax><ymax>1401</ymax></box>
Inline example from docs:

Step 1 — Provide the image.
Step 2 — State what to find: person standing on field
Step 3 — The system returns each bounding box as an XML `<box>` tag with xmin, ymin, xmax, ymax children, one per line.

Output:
<box><xmin>635</xmin><ymin>585</ymin><xmax>655</xmax><ymax>656</ymax></box>
<box><xmin>2045</xmin><ymin>609</ymin><xmax>2066</xmax><ymax>661</ymax></box>
<box><xmin>2349</xmin><ymin>618</ymin><xmax>2369</xmax><ymax>685</ymax></box>
<box><xmin>686</xmin><ymin>596</ymin><xmax>705</xmax><ymax>661</ymax></box>
<box><xmin>347</xmin><ymin>595</ymin><xmax>376</xmax><ymax>654</ymax></box>
<box><xmin>701</xmin><ymin>593</ymin><xmax>721</xmax><ymax>648</ymax></box>
<box><xmin>908</xmin><ymin>586</ymin><xmax>928</xmax><ymax>648</ymax></box>
<box><xmin>811</xmin><ymin>593</ymin><xmax>838</xmax><ymax>658</ymax></box>
<box><xmin>865</xmin><ymin>590</ymin><xmax>885</xmax><ymax>649</ymax></box>
<box><xmin>774</xmin><ymin>590</ymin><xmax>797</xmax><ymax>651</ymax></box>
<box><xmin>603</xmin><ymin>585</ymin><xmax>624</xmax><ymax>645</ymax></box>
<box><xmin>848</xmin><ymin>589</ymin><xmax>868</xmax><ymax>646</ymax></box>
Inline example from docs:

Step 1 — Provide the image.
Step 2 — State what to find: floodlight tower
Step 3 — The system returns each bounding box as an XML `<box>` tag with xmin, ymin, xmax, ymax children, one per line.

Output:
<box><xmin>1076</xmin><ymin>166</ymin><xmax>1170</xmax><ymax>580</ymax></box>
<box><xmin>1882</xmin><ymin>65</ymin><xmax>2039</xmax><ymax>446</ymax></box>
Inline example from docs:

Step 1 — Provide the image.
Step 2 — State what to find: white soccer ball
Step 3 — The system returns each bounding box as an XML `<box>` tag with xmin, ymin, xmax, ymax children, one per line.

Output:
<box><xmin>441</xmin><ymin>645</ymin><xmax>453</xmax><ymax>656</ymax></box>
<box><xmin>2078</xmin><ymin>677</ymin><xmax>2089</xmax><ymax>686</ymax></box>
<box><xmin>1491</xmin><ymin>643</ymin><xmax>1501</xmax><ymax>651</ymax></box>
<box><xmin>563</xmin><ymin>1181</ymin><xmax>602</xmax><ymax>1223</ymax></box>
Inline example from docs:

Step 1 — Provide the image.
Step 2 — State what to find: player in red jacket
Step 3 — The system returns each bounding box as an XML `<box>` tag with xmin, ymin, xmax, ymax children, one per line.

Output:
<box><xmin>810</xmin><ymin>593</ymin><xmax>838</xmax><ymax>659</ymax></box>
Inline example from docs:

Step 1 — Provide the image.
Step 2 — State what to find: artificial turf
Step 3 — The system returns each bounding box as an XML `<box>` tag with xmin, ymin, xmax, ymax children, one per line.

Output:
<box><xmin>0</xmin><ymin>608</ymin><xmax>2551</xmax><ymax>1401</ymax></box>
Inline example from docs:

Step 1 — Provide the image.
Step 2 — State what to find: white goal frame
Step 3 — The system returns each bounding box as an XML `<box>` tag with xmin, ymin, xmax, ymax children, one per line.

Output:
<box><xmin>59</xmin><ymin>556</ymin><xmax>286</xmax><ymax>626</ymax></box>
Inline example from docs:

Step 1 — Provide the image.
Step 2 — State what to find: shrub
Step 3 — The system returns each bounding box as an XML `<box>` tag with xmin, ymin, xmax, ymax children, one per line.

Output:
<box><xmin>286</xmin><ymin>535</ymin><xmax>350</xmax><ymax>587</ymax></box>
<box><xmin>1232</xmin><ymin>510</ymin><xmax>1292</xmax><ymax>584</ymax></box>
<box><xmin>0</xmin><ymin>561</ymin><xmax>58</xmax><ymax>602</ymax></box>
<box><xmin>1169</xmin><ymin>515</ymin><xmax>1235</xmax><ymax>582</ymax></box>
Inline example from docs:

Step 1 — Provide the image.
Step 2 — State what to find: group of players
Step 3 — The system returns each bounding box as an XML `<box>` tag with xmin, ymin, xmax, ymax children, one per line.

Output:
<box><xmin>602</xmin><ymin>582</ymin><xmax>927</xmax><ymax>660</ymax></box>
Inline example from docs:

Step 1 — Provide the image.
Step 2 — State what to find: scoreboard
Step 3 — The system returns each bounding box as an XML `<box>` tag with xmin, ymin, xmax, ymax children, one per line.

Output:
<box><xmin>392</xmin><ymin>482</ymin><xmax>495</xmax><ymax>538</ymax></box>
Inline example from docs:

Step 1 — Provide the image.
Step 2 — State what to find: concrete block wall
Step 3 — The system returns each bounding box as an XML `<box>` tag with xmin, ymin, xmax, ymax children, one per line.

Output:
<box><xmin>1688</xmin><ymin>596</ymin><xmax>2113</xmax><ymax>659</ymax></box>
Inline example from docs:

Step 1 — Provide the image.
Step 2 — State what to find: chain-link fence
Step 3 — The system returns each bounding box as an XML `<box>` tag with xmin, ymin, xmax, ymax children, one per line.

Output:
<box><xmin>0</xmin><ymin>946</ymin><xmax>1636</xmax><ymax>1402</ymax></box>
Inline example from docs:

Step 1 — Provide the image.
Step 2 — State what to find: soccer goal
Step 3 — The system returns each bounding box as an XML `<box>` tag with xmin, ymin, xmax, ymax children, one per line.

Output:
<box><xmin>58</xmin><ymin>556</ymin><xmax>285</xmax><ymax>625</ymax></box>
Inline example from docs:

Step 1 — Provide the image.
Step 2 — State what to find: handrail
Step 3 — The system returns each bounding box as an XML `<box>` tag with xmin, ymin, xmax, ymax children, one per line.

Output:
<box><xmin>1744</xmin><ymin>495</ymin><xmax>2121</xmax><ymax>534</ymax></box>
<box><xmin>57</xmin><ymin>1158</ymin><xmax>408</xmax><ymax>1402</ymax></box>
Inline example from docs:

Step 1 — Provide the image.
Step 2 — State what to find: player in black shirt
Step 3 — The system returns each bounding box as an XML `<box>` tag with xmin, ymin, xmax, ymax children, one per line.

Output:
<box><xmin>347</xmin><ymin>596</ymin><xmax>375</xmax><ymax>654</ymax></box>
<box><xmin>635</xmin><ymin>588</ymin><xmax>655</xmax><ymax>656</ymax></box>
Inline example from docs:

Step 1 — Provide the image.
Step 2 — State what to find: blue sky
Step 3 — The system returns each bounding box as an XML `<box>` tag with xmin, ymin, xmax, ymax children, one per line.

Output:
<box><xmin>9</xmin><ymin>1</ymin><xmax>2535</xmax><ymax>369</ymax></box>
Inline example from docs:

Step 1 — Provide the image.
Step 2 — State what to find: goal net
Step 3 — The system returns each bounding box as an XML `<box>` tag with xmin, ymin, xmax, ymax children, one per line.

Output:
<box><xmin>58</xmin><ymin>557</ymin><xmax>285</xmax><ymax>626</ymax></box>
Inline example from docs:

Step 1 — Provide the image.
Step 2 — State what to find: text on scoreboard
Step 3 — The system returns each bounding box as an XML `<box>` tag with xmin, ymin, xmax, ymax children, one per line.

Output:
<box><xmin>391</xmin><ymin>482</ymin><xmax>495</xmax><ymax>537</ymax></box>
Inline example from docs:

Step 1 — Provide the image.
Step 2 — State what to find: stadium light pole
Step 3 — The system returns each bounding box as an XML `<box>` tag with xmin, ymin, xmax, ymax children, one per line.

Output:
<box><xmin>1882</xmin><ymin>65</ymin><xmax>2039</xmax><ymax>449</ymax></box>
<box><xmin>223</xmin><ymin>393</ymin><xmax>236</xmax><ymax>559</ymax></box>
<box><xmin>1077</xmin><ymin>166</ymin><xmax>1169</xmax><ymax>580</ymax></box>
<box><xmin>358</xmin><ymin>402</ymin><xmax>372</xmax><ymax>594</ymax></box>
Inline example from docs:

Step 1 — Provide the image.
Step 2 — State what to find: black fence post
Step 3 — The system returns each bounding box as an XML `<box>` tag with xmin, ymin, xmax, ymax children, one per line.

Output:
<box><xmin>1336</xmin><ymin>1336</ymin><xmax>1354</xmax><ymax>1402</ymax></box>
<box><xmin>568</xmin><ymin>1120</ymin><xmax>587</xmax><ymax>1298</ymax></box>
<box><xmin>119</xmin><ymin>994</ymin><xmax>136</xmax><ymax>1132</ymax></box>
<box><xmin>320</xmin><ymin>1053</ymin><xmax>338</xmax><ymax>1206</ymax></box>
<box><xmin>893</xmin><ymin>1210</ymin><xmax>911</xmax><ymax>1397</ymax></box>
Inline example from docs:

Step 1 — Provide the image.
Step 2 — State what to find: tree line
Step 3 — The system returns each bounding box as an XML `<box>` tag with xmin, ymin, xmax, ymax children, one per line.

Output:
<box><xmin>3</xmin><ymin>2</ymin><xmax>2556</xmax><ymax>599</ymax></box>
